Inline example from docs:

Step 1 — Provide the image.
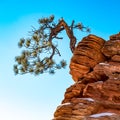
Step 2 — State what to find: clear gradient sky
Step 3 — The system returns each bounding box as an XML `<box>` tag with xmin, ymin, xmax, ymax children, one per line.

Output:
<box><xmin>0</xmin><ymin>0</ymin><xmax>120</xmax><ymax>120</ymax></box>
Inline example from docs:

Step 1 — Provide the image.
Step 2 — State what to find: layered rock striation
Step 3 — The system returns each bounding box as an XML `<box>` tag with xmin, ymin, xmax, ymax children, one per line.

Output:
<box><xmin>70</xmin><ymin>35</ymin><xmax>106</xmax><ymax>82</ymax></box>
<box><xmin>53</xmin><ymin>33</ymin><xmax>120</xmax><ymax>120</ymax></box>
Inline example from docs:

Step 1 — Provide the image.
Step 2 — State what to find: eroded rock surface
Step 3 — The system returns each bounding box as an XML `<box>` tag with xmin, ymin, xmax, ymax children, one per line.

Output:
<box><xmin>53</xmin><ymin>33</ymin><xmax>120</xmax><ymax>120</ymax></box>
<box><xmin>70</xmin><ymin>34</ymin><xmax>106</xmax><ymax>82</ymax></box>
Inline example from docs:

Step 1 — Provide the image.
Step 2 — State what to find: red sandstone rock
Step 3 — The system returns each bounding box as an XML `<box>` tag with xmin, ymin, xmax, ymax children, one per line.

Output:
<box><xmin>82</xmin><ymin>34</ymin><xmax>105</xmax><ymax>46</ymax></box>
<box><xmin>111</xmin><ymin>55</ymin><xmax>120</xmax><ymax>62</ymax></box>
<box><xmin>63</xmin><ymin>83</ymin><xmax>85</xmax><ymax>100</ymax></box>
<box><xmin>74</xmin><ymin>47</ymin><xmax>105</xmax><ymax>62</ymax></box>
<box><xmin>53</xmin><ymin>33</ymin><xmax>120</xmax><ymax>120</ymax></box>
<box><xmin>70</xmin><ymin>62</ymin><xmax>90</xmax><ymax>73</ymax></box>
<box><xmin>70</xmin><ymin>34</ymin><xmax>106</xmax><ymax>82</ymax></box>
<box><xmin>70</xmin><ymin>62</ymin><xmax>90</xmax><ymax>81</ymax></box>
<box><xmin>94</xmin><ymin>62</ymin><xmax>120</xmax><ymax>80</ymax></box>
<box><xmin>101</xmin><ymin>39</ymin><xmax>120</xmax><ymax>57</ymax></box>
<box><xmin>110</xmin><ymin>32</ymin><xmax>120</xmax><ymax>40</ymax></box>
<box><xmin>71</xmin><ymin>55</ymin><xmax>97</xmax><ymax>68</ymax></box>
<box><xmin>53</xmin><ymin>78</ymin><xmax>120</xmax><ymax>120</ymax></box>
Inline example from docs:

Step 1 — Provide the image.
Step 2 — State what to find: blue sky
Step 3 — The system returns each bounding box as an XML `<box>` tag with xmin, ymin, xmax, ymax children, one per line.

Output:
<box><xmin>0</xmin><ymin>0</ymin><xmax>120</xmax><ymax>120</ymax></box>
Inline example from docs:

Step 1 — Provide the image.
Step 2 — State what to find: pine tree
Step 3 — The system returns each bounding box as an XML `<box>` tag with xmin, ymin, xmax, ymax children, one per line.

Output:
<box><xmin>14</xmin><ymin>15</ymin><xmax>90</xmax><ymax>75</ymax></box>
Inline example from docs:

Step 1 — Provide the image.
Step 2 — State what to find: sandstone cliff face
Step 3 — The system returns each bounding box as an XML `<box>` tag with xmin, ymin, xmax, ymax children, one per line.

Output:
<box><xmin>53</xmin><ymin>33</ymin><xmax>120</xmax><ymax>120</ymax></box>
<box><xmin>70</xmin><ymin>35</ymin><xmax>106</xmax><ymax>82</ymax></box>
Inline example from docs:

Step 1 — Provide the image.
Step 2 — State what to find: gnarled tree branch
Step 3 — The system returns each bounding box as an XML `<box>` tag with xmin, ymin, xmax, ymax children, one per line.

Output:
<box><xmin>49</xmin><ymin>19</ymin><xmax>77</xmax><ymax>53</ymax></box>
